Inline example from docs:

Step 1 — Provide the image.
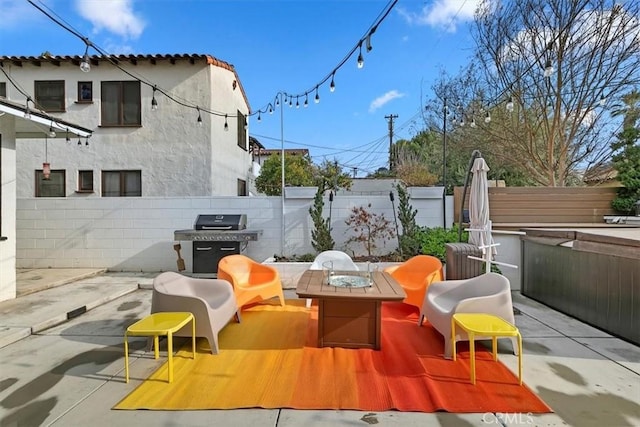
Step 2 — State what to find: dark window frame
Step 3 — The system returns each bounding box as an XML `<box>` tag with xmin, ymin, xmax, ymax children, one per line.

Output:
<box><xmin>237</xmin><ymin>110</ymin><xmax>247</xmax><ymax>150</ymax></box>
<box><xmin>35</xmin><ymin>169</ymin><xmax>66</xmax><ymax>197</ymax></box>
<box><xmin>100</xmin><ymin>81</ymin><xmax>141</xmax><ymax>127</ymax></box>
<box><xmin>78</xmin><ymin>81</ymin><xmax>93</xmax><ymax>103</ymax></box>
<box><xmin>0</xmin><ymin>82</ymin><xmax>6</xmax><ymax>98</ymax></box>
<box><xmin>237</xmin><ymin>178</ymin><xmax>247</xmax><ymax>196</ymax></box>
<box><xmin>34</xmin><ymin>80</ymin><xmax>65</xmax><ymax>112</ymax></box>
<box><xmin>78</xmin><ymin>170</ymin><xmax>94</xmax><ymax>192</ymax></box>
<box><xmin>101</xmin><ymin>170</ymin><xmax>142</xmax><ymax>197</ymax></box>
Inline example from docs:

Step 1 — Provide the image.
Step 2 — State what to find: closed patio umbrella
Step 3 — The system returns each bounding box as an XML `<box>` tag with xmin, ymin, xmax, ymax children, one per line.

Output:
<box><xmin>468</xmin><ymin>157</ymin><xmax>495</xmax><ymax>271</ymax></box>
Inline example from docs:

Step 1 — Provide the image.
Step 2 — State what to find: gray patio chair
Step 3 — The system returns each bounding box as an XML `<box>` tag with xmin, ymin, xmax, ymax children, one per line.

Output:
<box><xmin>151</xmin><ymin>271</ymin><xmax>240</xmax><ymax>354</ymax></box>
<box><xmin>419</xmin><ymin>272</ymin><xmax>518</xmax><ymax>359</ymax></box>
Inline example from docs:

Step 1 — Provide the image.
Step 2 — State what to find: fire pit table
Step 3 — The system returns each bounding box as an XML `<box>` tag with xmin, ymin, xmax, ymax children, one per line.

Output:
<box><xmin>296</xmin><ymin>269</ymin><xmax>406</xmax><ymax>350</ymax></box>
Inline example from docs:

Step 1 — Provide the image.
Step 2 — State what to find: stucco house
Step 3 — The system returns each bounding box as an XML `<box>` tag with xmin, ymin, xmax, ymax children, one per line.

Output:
<box><xmin>0</xmin><ymin>53</ymin><xmax>255</xmax><ymax>198</ymax></box>
<box><xmin>0</xmin><ymin>53</ymin><xmax>255</xmax><ymax>301</ymax></box>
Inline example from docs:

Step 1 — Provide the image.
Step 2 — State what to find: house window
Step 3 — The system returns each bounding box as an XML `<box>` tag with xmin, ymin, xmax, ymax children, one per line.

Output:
<box><xmin>78</xmin><ymin>82</ymin><xmax>92</xmax><ymax>103</ymax></box>
<box><xmin>78</xmin><ymin>170</ymin><xmax>94</xmax><ymax>192</ymax></box>
<box><xmin>237</xmin><ymin>110</ymin><xmax>247</xmax><ymax>150</ymax></box>
<box><xmin>101</xmin><ymin>81</ymin><xmax>141</xmax><ymax>126</ymax></box>
<box><xmin>102</xmin><ymin>170</ymin><xmax>141</xmax><ymax>197</ymax></box>
<box><xmin>237</xmin><ymin>179</ymin><xmax>247</xmax><ymax>196</ymax></box>
<box><xmin>35</xmin><ymin>80</ymin><xmax>65</xmax><ymax>112</ymax></box>
<box><xmin>36</xmin><ymin>170</ymin><xmax>65</xmax><ymax>197</ymax></box>
<box><xmin>0</xmin><ymin>82</ymin><xmax>6</xmax><ymax>98</ymax></box>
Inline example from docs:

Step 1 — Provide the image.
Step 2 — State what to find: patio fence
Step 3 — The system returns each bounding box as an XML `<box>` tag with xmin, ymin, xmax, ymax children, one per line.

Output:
<box><xmin>453</xmin><ymin>186</ymin><xmax>618</xmax><ymax>224</ymax></box>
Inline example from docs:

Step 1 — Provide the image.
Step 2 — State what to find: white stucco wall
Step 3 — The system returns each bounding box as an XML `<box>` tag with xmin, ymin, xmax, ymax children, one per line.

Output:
<box><xmin>2</xmin><ymin>57</ymin><xmax>250</xmax><ymax>198</ymax></box>
<box><xmin>15</xmin><ymin>194</ymin><xmax>455</xmax><ymax>272</ymax></box>
<box><xmin>0</xmin><ymin>115</ymin><xmax>17</xmax><ymax>302</ymax></box>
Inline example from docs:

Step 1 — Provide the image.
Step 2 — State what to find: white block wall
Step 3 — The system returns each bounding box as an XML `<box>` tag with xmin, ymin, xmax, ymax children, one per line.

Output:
<box><xmin>15</xmin><ymin>192</ymin><xmax>453</xmax><ymax>272</ymax></box>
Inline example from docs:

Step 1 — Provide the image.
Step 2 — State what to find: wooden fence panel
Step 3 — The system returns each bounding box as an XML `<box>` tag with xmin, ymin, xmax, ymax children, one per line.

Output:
<box><xmin>453</xmin><ymin>186</ymin><xmax>618</xmax><ymax>224</ymax></box>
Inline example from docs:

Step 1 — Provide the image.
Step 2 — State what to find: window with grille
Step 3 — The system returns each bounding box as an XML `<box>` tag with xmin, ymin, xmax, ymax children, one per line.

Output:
<box><xmin>78</xmin><ymin>170</ymin><xmax>94</xmax><ymax>192</ymax></box>
<box><xmin>35</xmin><ymin>80</ymin><xmax>65</xmax><ymax>112</ymax></box>
<box><xmin>101</xmin><ymin>81</ymin><xmax>141</xmax><ymax>126</ymax></box>
<box><xmin>101</xmin><ymin>170</ymin><xmax>141</xmax><ymax>197</ymax></box>
<box><xmin>35</xmin><ymin>170</ymin><xmax>65</xmax><ymax>197</ymax></box>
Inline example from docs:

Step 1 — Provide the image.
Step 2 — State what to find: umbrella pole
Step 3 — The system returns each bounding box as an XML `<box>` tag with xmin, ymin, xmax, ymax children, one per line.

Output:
<box><xmin>458</xmin><ymin>150</ymin><xmax>483</xmax><ymax>242</ymax></box>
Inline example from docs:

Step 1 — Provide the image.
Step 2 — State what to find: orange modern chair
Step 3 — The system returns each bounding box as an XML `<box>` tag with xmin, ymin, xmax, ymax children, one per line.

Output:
<box><xmin>217</xmin><ymin>254</ymin><xmax>285</xmax><ymax>309</ymax></box>
<box><xmin>384</xmin><ymin>255</ymin><xmax>444</xmax><ymax>311</ymax></box>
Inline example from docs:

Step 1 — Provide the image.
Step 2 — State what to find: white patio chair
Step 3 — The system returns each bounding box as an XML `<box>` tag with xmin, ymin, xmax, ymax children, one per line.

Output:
<box><xmin>306</xmin><ymin>251</ymin><xmax>359</xmax><ymax>307</ymax></box>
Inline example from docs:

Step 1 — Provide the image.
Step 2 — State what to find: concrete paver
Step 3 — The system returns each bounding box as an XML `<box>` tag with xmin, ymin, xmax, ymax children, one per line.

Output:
<box><xmin>0</xmin><ymin>270</ymin><xmax>638</xmax><ymax>427</ymax></box>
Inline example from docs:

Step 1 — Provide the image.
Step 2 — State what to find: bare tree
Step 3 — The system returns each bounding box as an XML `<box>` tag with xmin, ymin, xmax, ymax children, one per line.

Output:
<box><xmin>468</xmin><ymin>0</ymin><xmax>640</xmax><ymax>186</ymax></box>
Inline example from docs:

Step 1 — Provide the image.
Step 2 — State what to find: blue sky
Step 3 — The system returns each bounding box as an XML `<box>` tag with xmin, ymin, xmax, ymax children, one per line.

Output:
<box><xmin>0</xmin><ymin>0</ymin><xmax>481</xmax><ymax>177</ymax></box>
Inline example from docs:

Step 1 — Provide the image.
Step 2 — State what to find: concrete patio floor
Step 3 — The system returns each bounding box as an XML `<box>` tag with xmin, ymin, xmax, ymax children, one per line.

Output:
<box><xmin>0</xmin><ymin>269</ymin><xmax>638</xmax><ymax>426</ymax></box>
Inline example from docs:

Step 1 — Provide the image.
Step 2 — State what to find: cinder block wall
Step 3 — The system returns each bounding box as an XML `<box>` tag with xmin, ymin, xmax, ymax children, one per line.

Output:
<box><xmin>16</xmin><ymin>192</ymin><xmax>453</xmax><ymax>271</ymax></box>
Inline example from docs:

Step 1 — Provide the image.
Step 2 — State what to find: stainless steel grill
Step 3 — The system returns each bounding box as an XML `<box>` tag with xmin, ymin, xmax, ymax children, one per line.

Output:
<box><xmin>174</xmin><ymin>214</ymin><xmax>262</xmax><ymax>275</ymax></box>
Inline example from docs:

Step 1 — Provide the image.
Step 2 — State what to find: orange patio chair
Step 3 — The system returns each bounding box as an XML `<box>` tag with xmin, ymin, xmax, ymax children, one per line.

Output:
<box><xmin>384</xmin><ymin>255</ymin><xmax>444</xmax><ymax>312</ymax></box>
<box><xmin>217</xmin><ymin>254</ymin><xmax>285</xmax><ymax>309</ymax></box>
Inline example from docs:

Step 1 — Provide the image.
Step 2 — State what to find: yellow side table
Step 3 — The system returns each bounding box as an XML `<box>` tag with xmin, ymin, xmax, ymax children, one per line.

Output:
<box><xmin>451</xmin><ymin>313</ymin><xmax>522</xmax><ymax>385</ymax></box>
<box><xmin>124</xmin><ymin>312</ymin><xmax>196</xmax><ymax>383</ymax></box>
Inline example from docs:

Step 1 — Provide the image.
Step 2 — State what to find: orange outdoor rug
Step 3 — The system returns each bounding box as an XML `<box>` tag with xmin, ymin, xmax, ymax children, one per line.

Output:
<box><xmin>114</xmin><ymin>300</ymin><xmax>551</xmax><ymax>413</ymax></box>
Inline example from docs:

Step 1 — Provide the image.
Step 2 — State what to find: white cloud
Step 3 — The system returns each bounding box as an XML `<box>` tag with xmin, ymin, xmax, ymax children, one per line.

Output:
<box><xmin>75</xmin><ymin>0</ymin><xmax>145</xmax><ymax>39</ymax></box>
<box><xmin>369</xmin><ymin>90</ymin><xmax>405</xmax><ymax>113</ymax></box>
<box><xmin>397</xmin><ymin>0</ymin><xmax>482</xmax><ymax>32</ymax></box>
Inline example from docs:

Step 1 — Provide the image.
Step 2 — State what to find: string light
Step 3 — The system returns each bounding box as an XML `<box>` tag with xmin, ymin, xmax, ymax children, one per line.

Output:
<box><xmin>85</xmin><ymin>136</ymin><xmax>89</xmax><ymax>146</ymax></box>
<box><xmin>599</xmin><ymin>95</ymin><xmax>607</xmax><ymax>106</ymax></box>
<box><xmin>296</xmin><ymin>96</ymin><xmax>300</xmax><ymax>108</ymax></box>
<box><xmin>304</xmin><ymin>93</ymin><xmax>309</xmax><ymax>107</ymax></box>
<box><xmin>224</xmin><ymin>114</ymin><xmax>229</xmax><ymax>131</ymax></box>
<box><xmin>151</xmin><ymin>86</ymin><xmax>158</xmax><ymax>111</ymax></box>
<box><xmin>257</xmin><ymin>111</ymin><xmax>262</xmax><ymax>122</ymax></box>
<box><xmin>48</xmin><ymin>123</ymin><xmax>56</xmax><ymax>138</ymax></box>
<box><xmin>80</xmin><ymin>41</ymin><xmax>91</xmax><ymax>73</ymax></box>
<box><xmin>268</xmin><ymin>104</ymin><xmax>274</xmax><ymax>114</ymax></box>
<box><xmin>484</xmin><ymin>111</ymin><xmax>491</xmax><ymax>123</ymax></box>
<box><xmin>330</xmin><ymin>73</ymin><xmax>336</xmax><ymax>92</ymax></box>
<box><xmin>470</xmin><ymin>116</ymin><xmax>477</xmax><ymax>128</ymax></box>
<box><xmin>314</xmin><ymin>86</ymin><xmax>320</xmax><ymax>104</ymax></box>
<box><xmin>357</xmin><ymin>42</ymin><xmax>364</xmax><ymax>69</ymax></box>
<box><xmin>77</xmin><ymin>136</ymin><xmax>81</xmax><ymax>146</ymax></box>
<box><xmin>196</xmin><ymin>107</ymin><xmax>203</xmax><ymax>127</ymax></box>
<box><xmin>543</xmin><ymin>59</ymin><xmax>554</xmax><ymax>78</ymax></box>
<box><xmin>506</xmin><ymin>97</ymin><xmax>514</xmax><ymax>112</ymax></box>
<box><xmin>24</xmin><ymin>98</ymin><xmax>31</xmax><ymax>119</ymax></box>
<box><xmin>66</xmin><ymin>128</ymin><xmax>70</xmax><ymax>143</ymax></box>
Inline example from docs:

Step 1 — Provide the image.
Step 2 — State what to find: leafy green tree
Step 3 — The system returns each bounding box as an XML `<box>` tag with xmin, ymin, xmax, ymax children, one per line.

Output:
<box><xmin>610</xmin><ymin>90</ymin><xmax>640</xmax><ymax>214</ymax></box>
<box><xmin>255</xmin><ymin>153</ymin><xmax>315</xmax><ymax>196</ymax></box>
<box><xmin>314</xmin><ymin>159</ymin><xmax>352</xmax><ymax>193</ymax></box>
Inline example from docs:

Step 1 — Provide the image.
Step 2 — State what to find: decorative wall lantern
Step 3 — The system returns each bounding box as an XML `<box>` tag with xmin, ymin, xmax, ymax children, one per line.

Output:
<box><xmin>42</xmin><ymin>162</ymin><xmax>51</xmax><ymax>180</ymax></box>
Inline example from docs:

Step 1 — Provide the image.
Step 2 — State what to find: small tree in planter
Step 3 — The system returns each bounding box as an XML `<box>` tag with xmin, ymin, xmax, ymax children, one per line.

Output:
<box><xmin>345</xmin><ymin>204</ymin><xmax>396</xmax><ymax>259</ymax></box>
<box><xmin>309</xmin><ymin>188</ymin><xmax>334</xmax><ymax>252</ymax></box>
<box><xmin>395</xmin><ymin>182</ymin><xmax>421</xmax><ymax>258</ymax></box>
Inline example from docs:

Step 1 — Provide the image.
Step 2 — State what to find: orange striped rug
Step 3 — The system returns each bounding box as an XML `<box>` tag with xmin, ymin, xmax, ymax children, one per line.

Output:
<box><xmin>115</xmin><ymin>300</ymin><xmax>551</xmax><ymax>413</ymax></box>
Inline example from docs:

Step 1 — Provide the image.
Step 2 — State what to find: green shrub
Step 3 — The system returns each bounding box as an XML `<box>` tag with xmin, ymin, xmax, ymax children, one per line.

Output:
<box><xmin>415</xmin><ymin>225</ymin><xmax>468</xmax><ymax>263</ymax></box>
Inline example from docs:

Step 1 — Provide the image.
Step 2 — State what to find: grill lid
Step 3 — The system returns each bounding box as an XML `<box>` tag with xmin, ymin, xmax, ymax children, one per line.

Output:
<box><xmin>194</xmin><ymin>214</ymin><xmax>247</xmax><ymax>230</ymax></box>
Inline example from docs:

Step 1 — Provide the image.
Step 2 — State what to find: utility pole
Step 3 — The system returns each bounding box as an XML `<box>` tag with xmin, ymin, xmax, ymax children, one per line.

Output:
<box><xmin>385</xmin><ymin>114</ymin><xmax>398</xmax><ymax>171</ymax></box>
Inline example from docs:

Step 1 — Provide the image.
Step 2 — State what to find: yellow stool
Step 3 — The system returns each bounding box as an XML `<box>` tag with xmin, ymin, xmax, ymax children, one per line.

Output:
<box><xmin>451</xmin><ymin>313</ymin><xmax>522</xmax><ymax>385</ymax></box>
<box><xmin>124</xmin><ymin>312</ymin><xmax>196</xmax><ymax>383</ymax></box>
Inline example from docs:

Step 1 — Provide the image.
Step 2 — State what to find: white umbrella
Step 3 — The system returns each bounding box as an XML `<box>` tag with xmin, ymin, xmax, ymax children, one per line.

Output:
<box><xmin>468</xmin><ymin>157</ymin><xmax>496</xmax><ymax>271</ymax></box>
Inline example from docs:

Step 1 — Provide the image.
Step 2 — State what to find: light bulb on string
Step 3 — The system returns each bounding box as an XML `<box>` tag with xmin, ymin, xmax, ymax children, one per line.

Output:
<box><xmin>356</xmin><ymin>42</ymin><xmax>364</xmax><ymax>69</ymax></box>
<box><xmin>243</xmin><ymin>117</ymin><xmax>247</xmax><ymax>130</ymax></box>
<box><xmin>268</xmin><ymin>104</ymin><xmax>273</xmax><ymax>114</ymax></box>
<box><xmin>224</xmin><ymin>114</ymin><xmax>229</xmax><ymax>131</ymax></box>
<box><xmin>314</xmin><ymin>87</ymin><xmax>320</xmax><ymax>104</ymax></box>
<box><xmin>365</xmin><ymin>33</ymin><xmax>372</xmax><ymax>52</ymax></box>
<box><xmin>151</xmin><ymin>86</ymin><xmax>158</xmax><ymax>111</ymax></box>
<box><xmin>196</xmin><ymin>107</ymin><xmax>203</xmax><ymax>127</ymax></box>
<box><xmin>48</xmin><ymin>124</ymin><xmax>56</xmax><ymax>138</ymax></box>
<box><xmin>506</xmin><ymin>97</ymin><xmax>514</xmax><ymax>112</ymax></box>
<box><xmin>484</xmin><ymin>111</ymin><xmax>491</xmax><ymax>123</ymax></box>
<box><xmin>304</xmin><ymin>93</ymin><xmax>308</xmax><ymax>107</ymax></box>
<box><xmin>296</xmin><ymin>96</ymin><xmax>300</xmax><ymax>108</ymax></box>
<box><xmin>330</xmin><ymin>73</ymin><xmax>336</xmax><ymax>92</ymax></box>
<box><xmin>257</xmin><ymin>111</ymin><xmax>262</xmax><ymax>122</ymax></box>
<box><xmin>276</xmin><ymin>97</ymin><xmax>280</xmax><ymax>107</ymax></box>
<box><xmin>289</xmin><ymin>97</ymin><xmax>293</xmax><ymax>107</ymax></box>
<box><xmin>66</xmin><ymin>129</ymin><xmax>70</xmax><ymax>143</ymax></box>
<box><xmin>85</xmin><ymin>136</ymin><xmax>89</xmax><ymax>146</ymax></box>
<box><xmin>460</xmin><ymin>116</ymin><xmax>465</xmax><ymax>127</ymax></box>
<box><xmin>80</xmin><ymin>44</ymin><xmax>91</xmax><ymax>73</ymax></box>
<box><xmin>24</xmin><ymin>99</ymin><xmax>31</xmax><ymax>119</ymax></box>
<box><xmin>599</xmin><ymin>95</ymin><xmax>607</xmax><ymax>107</ymax></box>
<box><xmin>543</xmin><ymin>59</ymin><xmax>554</xmax><ymax>78</ymax></box>
<box><xmin>77</xmin><ymin>136</ymin><xmax>82</xmax><ymax>146</ymax></box>
<box><xmin>470</xmin><ymin>117</ymin><xmax>477</xmax><ymax>128</ymax></box>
